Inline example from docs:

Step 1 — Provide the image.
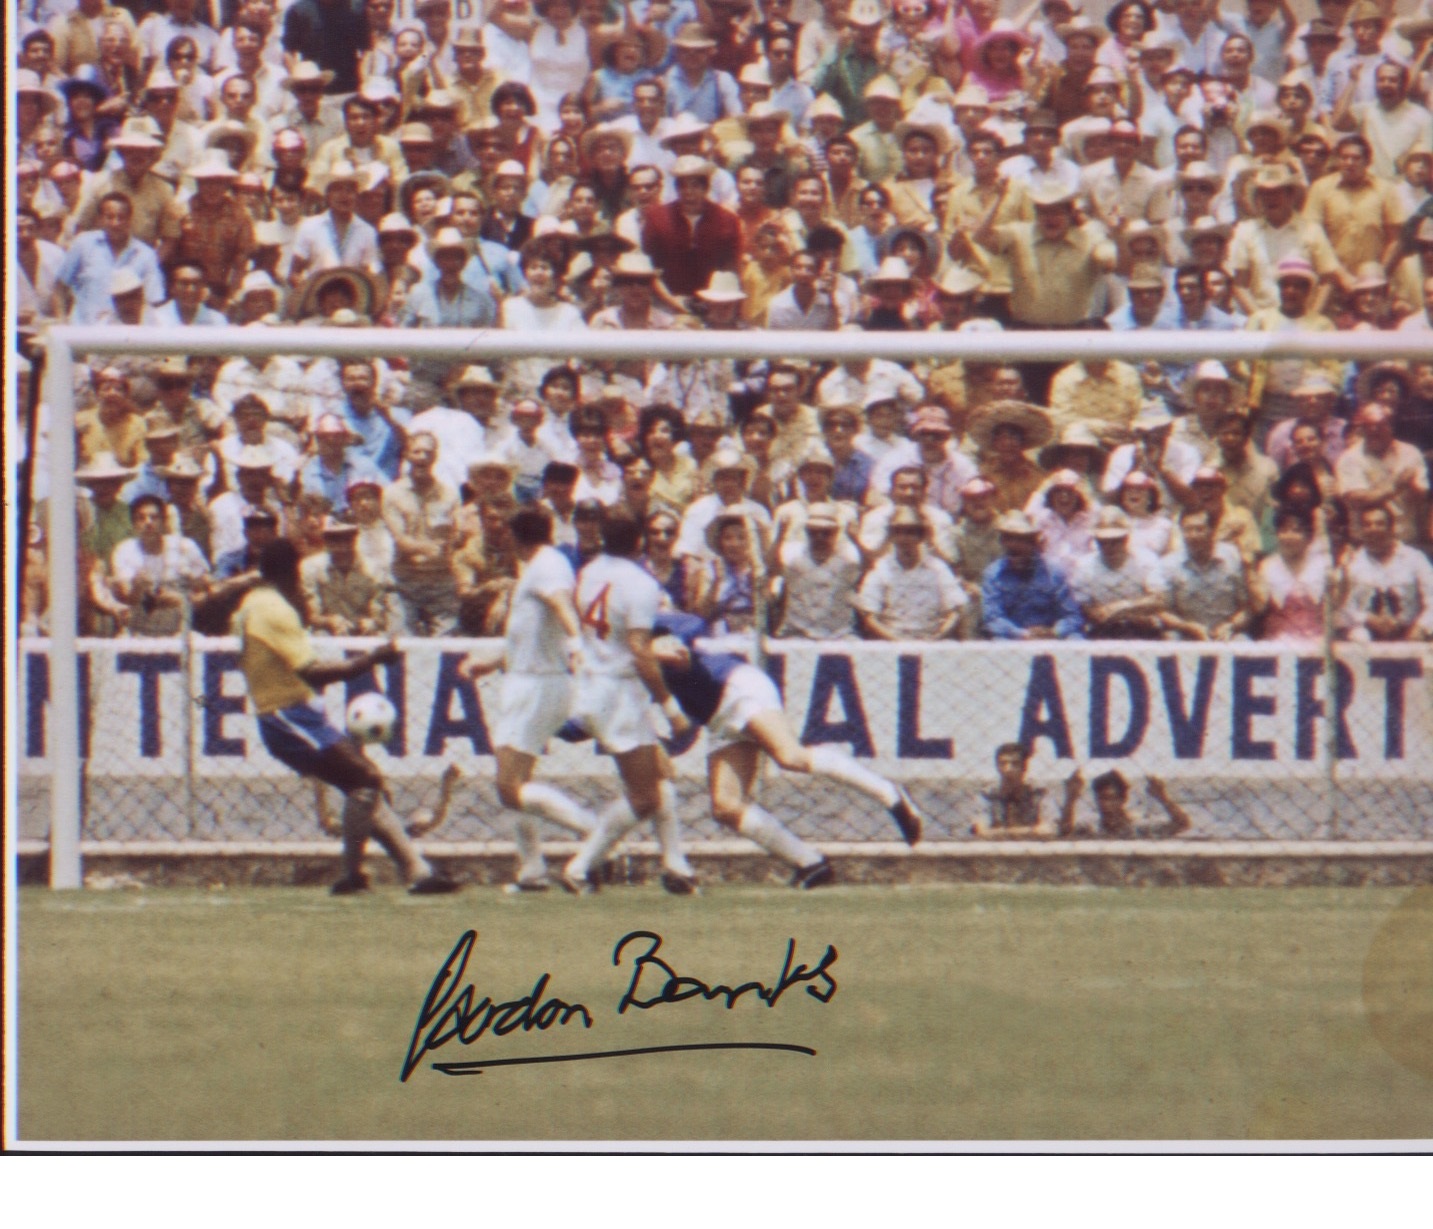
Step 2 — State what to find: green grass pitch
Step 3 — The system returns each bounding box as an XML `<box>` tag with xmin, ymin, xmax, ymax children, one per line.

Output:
<box><xmin>16</xmin><ymin>883</ymin><xmax>1433</xmax><ymax>1143</ymax></box>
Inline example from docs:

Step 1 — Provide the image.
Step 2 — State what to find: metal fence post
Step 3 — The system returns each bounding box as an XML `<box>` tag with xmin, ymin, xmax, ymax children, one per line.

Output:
<box><xmin>45</xmin><ymin>334</ymin><xmax>81</xmax><ymax>889</ymax></box>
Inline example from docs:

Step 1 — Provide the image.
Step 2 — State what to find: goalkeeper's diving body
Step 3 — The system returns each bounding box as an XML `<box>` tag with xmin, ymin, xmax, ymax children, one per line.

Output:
<box><xmin>234</xmin><ymin>539</ymin><xmax>460</xmax><ymax>896</ymax></box>
<box><xmin>561</xmin><ymin>610</ymin><xmax>925</xmax><ymax>890</ymax></box>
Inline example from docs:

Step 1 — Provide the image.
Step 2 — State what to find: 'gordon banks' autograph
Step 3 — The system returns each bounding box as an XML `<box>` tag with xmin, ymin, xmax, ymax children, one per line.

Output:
<box><xmin>400</xmin><ymin>929</ymin><xmax>839</xmax><ymax>1080</ymax></box>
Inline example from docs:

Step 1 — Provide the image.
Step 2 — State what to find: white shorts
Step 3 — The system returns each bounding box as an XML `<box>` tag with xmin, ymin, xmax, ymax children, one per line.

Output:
<box><xmin>572</xmin><ymin>673</ymin><xmax>657</xmax><ymax>755</ymax></box>
<box><xmin>706</xmin><ymin>664</ymin><xmax>785</xmax><ymax>751</ymax></box>
<box><xmin>494</xmin><ymin>672</ymin><xmax>574</xmax><ymax>758</ymax></box>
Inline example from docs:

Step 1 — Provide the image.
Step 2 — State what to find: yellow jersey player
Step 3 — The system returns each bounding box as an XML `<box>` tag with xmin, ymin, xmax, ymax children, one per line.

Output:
<box><xmin>234</xmin><ymin>539</ymin><xmax>460</xmax><ymax>896</ymax></box>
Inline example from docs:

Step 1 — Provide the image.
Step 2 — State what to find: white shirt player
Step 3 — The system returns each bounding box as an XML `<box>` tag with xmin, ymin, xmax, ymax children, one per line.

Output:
<box><xmin>574</xmin><ymin>554</ymin><xmax>662</xmax><ymax>678</ymax></box>
<box><xmin>505</xmin><ymin>545</ymin><xmax>576</xmax><ymax>676</ymax></box>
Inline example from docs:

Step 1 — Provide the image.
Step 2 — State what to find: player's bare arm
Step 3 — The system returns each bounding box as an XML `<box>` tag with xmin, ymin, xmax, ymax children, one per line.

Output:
<box><xmin>628</xmin><ymin>627</ymin><xmax>691</xmax><ymax>737</ymax></box>
<box><xmin>297</xmin><ymin>639</ymin><xmax>401</xmax><ymax>690</ymax></box>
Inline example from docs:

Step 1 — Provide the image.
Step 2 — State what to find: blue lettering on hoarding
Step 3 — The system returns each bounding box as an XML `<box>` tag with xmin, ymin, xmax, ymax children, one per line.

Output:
<box><xmin>800</xmin><ymin>654</ymin><xmax>874</xmax><ymax>757</ymax></box>
<box><xmin>344</xmin><ymin>655</ymin><xmax>407</xmax><ymax>756</ymax></box>
<box><xmin>424</xmin><ymin>652</ymin><xmax>492</xmax><ymax>755</ymax></box>
<box><xmin>1231</xmin><ymin>657</ymin><xmax>1278</xmax><ymax>760</ymax></box>
<box><xmin>1369</xmin><ymin>657</ymin><xmax>1422</xmax><ymax>759</ymax></box>
<box><xmin>1018</xmin><ymin>654</ymin><xmax>1073</xmax><ymax>759</ymax></box>
<box><xmin>1295</xmin><ymin>657</ymin><xmax>1356</xmax><ymax>761</ymax></box>
<box><xmin>1156</xmin><ymin>655</ymin><xmax>1217</xmax><ymax>759</ymax></box>
<box><xmin>117</xmin><ymin>652</ymin><xmax>182</xmax><ymax>758</ymax></box>
<box><xmin>896</xmin><ymin>655</ymin><xmax>952</xmax><ymax>759</ymax></box>
<box><xmin>203</xmin><ymin>651</ymin><xmax>248</xmax><ymax>756</ymax></box>
<box><xmin>1089</xmin><ymin>656</ymin><xmax>1149</xmax><ymax>759</ymax></box>
<box><xmin>24</xmin><ymin>652</ymin><xmax>92</xmax><ymax>759</ymax></box>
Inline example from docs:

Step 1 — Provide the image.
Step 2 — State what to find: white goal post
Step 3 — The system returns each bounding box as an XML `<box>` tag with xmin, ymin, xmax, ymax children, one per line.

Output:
<box><xmin>35</xmin><ymin>324</ymin><xmax>1433</xmax><ymax>888</ymax></box>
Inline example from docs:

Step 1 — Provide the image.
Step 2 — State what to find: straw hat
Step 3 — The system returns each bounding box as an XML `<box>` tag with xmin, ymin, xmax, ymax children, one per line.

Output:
<box><xmin>109</xmin><ymin>269</ymin><xmax>145</xmax><ymax>298</ymax></box>
<box><xmin>314</xmin><ymin>413</ymin><xmax>361</xmax><ymax>441</ymax></box>
<box><xmin>580</xmin><ymin>121</ymin><xmax>635</xmax><ymax>161</ymax></box>
<box><xmin>671</xmin><ymin>21</ymin><xmax>717</xmax><ymax>48</ymax></box>
<box><xmin>1274</xmin><ymin>256</ymin><xmax>1317</xmax><ymax>284</ymax></box>
<box><xmin>107</xmin><ymin>117</ymin><xmax>165</xmax><ymax>150</ymax></box>
<box><xmin>996</xmin><ymin>510</ymin><xmax>1040</xmax><ymax>536</ymax></box>
<box><xmin>322</xmin><ymin>160</ymin><xmax>362</xmax><ymax>187</ymax></box>
<box><xmin>77</xmin><ymin>453</ymin><xmax>137</xmax><ymax>483</ymax></box>
<box><xmin>968</xmin><ymin>400</ymin><xmax>1055</xmax><ymax>452</ymax></box>
<box><xmin>611</xmin><ymin>252</ymin><xmax>660</xmax><ymax>280</ymax></box>
<box><xmin>740</xmin><ymin>100</ymin><xmax>789</xmax><ymax>130</ymax></box>
<box><xmin>895</xmin><ymin>101</ymin><xmax>955</xmax><ymax>156</ymax></box>
<box><xmin>696</xmin><ymin>270</ymin><xmax>746</xmax><ymax>303</ymax></box>
<box><xmin>20</xmin><ymin>69</ymin><xmax>64</xmax><ymax>115</ymax></box>
<box><xmin>189</xmin><ymin>152</ymin><xmax>240</xmax><ymax>180</ymax></box>
<box><xmin>1092</xmin><ymin>506</ymin><xmax>1133</xmax><ymax>540</ymax></box>
<box><xmin>847</xmin><ymin>0</ymin><xmax>885</xmax><ymax>27</ymax></box>
<box><xmin>862</xmin><ymin>75</ymin><xmax>903</xmax><ymax>103</ymax></box>
<box><xmin>454</xmin><ymin>365</ymin><xmax>499</xmax><ymax>390</ymax></box>
<box><xmin>795</xmin><ymin>442</ymin><xmax>837</xmax><ymax>471</ymax></box>
<box><xmin>238</xmin><ymin>270</ymin><xmax>282</xmax><ymax>298</ymax></box>
<box><xmin>430</xmin><ymin>226</ymin><xmax>469</xmax><ymax>254</ymax></box>
<box><xmin>158</xmin><ymin>456</ymin><xmax>205</xmax><ymax>481</ymax></box>
<box><xmin>806</xmin><ymin>95</ymin><xmax>846</xmax><ymax>124</ymax></box>
<box><xmin>935</xmin><ymin>265</ymin><xmax>985</xmax><ymax>297</ymax></box>
<box><xmin>296</xmin><ymin>266</ymin><xmax>376</xmax><ymax>319</ymax></box>
<box><xmin>1057</xmin><ymin>16</ymin><xmax>1108</xmax><ymax>44</ymax></box>
<box><xmin>866</xmin><ymin>256</ymin><xmax>914</xmax><ymax>286</ymax></box>
<box><xmin>658</xmin><ymin>113</ymin><xmax>711</xmax><ymax>148</ymax></box>
<box><xmin>377</xmin><ymin>212</ymin><xmax>420</xmax><ymax>243</ymax></box>
<box><xmin>709</xmin><ymin>447</ymin><xmax>756</xmax><ymax>478</ymax></box>
<box><xmin>672</xmin><ymin>154</ymin><xmax>715</xmax><ymax>180</ymax></box>
<box><xmin>1038</xmin><ymin>421</ymin><xmax>1107</xmax><ymax>470</ymax></box>
<box><xmin>1029</xmin><ymin>183</ymin><xmax>1077</xmax><ymax>209</ymax></box>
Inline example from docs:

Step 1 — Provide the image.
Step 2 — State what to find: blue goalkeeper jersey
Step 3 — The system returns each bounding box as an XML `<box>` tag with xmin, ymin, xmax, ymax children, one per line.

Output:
<box><xmin>653</xmin><ymin>612</ymin><xmax>747</xmax><ymax>728</ymax></box>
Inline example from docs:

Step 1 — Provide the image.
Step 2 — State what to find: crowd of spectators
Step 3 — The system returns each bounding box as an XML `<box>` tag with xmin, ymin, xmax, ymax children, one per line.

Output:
<box><xmin>14</xmin><ymin>0</ymin><xmax>1433</xmax><ymax>644</ymax></box>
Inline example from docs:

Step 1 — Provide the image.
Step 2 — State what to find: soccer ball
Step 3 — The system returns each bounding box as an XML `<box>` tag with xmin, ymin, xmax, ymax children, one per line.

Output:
<box><xmin>346</xmin><ymin>693</ymin><xmax>397</xmax><ymax>745</ymax></box>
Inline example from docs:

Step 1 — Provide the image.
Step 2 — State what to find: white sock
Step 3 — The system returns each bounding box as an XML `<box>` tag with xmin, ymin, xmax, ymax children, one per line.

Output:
<box><xmin>567</xmin><ymin>798</ymin><xmax>643</xmax><ymax>881</ymax></box>
<box><xmin>808</xmin><ymin>746</ymin><xmax>899</xmax><ymax>807</ymax></box>
<box><xmin>512</xmin><ymin>814</ymin><xmax>547</xmax><ymax>883</ymax></box>
<box><xmin>517</xmin><ymin>782</ymin><xmax>594</xmax><ymax>835</ymax></box>
<box><xmin>652</xmin><ymin>780</ymin><xmax>693</xmax><ymax>876</ymax></box>
<box><xmin>737</xmin><ymin>803</ymin><xmax>821</xmax><ymax>870</ymax></box>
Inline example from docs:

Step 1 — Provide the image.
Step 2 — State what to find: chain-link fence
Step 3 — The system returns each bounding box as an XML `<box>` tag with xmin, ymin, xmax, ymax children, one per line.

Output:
<box><xmin>18</xmin><ymin>621</ymin><xmax>1432</xmax><ymax>851</ymax></box>
<box><xmin>27</xmin><ymin>324</ymin><xmax>1433</xmax><ymax>882</ymax></box>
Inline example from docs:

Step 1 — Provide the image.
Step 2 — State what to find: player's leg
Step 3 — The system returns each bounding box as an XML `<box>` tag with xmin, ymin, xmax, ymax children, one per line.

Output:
<box><xmin>495</xmin><ymin>744</ymin><xmax>595</xmax><ymax>888</ymax></box>
<box><xmin>742</xmin><ymin>709</ymin><xmax>924</xmax><ymax>846</ymax></box>
<box><xmin>405</xmin><ymin>763</ymin><xmax>461</xmax><ymax>837</ymax></box>
<box><xmin>587</xmin><ymin>747</ymin><xmax>695</xmax><ymax>892</ymax></box>
<box><xmin>562</xmin><ymin>743</ymin><xmax>663</xmax><ymax>892</ymax></box>
<box><xmin>709</xmin><ymin>741</ymin><xmax>830</xmax><ymax>887</ymax></box>
<box><xmin>494</xmin><ymin>673</ymin><xmax>598</xmax><ymax>888</ymax></box>
<box><xmin>318</xmin><ymin>741</ymin><xmax>459</xmax><ymax>894</ymax></box>
<box><xmin>651</xmin><ymin>748</ymin><xmax>696</xmax><ymax>889</ymax></box>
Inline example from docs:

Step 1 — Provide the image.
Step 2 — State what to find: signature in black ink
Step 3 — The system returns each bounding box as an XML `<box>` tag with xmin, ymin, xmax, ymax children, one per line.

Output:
<box><xmin>614</xmin><ymin>930</ymin><xmax>839</xmax><ymax>1013</ymax></box>
<box><xmin>402</xmin><ymin>929</ymin><xmax>836</xmax><ymax>1079</ymax></box>
<box><xmin>400</xmin><ymin>930</ymin><xmax>592</xmax><ymax>1082</ymax></box>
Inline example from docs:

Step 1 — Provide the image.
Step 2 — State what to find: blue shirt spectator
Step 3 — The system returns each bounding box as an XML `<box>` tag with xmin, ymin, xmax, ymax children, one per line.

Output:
<box><xmin>298</xmin><ymin>452</ymin><xmax>385</xmax><ymax>516</ymax></box>
<box><xmin>832</xmin><ymin>449</ymin><xmax>875</xmax><ymax>505</ymax></box>
<box><xmin>981</xmin><ymin>518</ymin><xmax>1085</xmax><ymax>640</ymax></box>
<box><xmin>333</xmin><ymin>402</ymin><xmax>402</xmax><ymax>481</ymax></box>
<box><xmin>57</xmin><ymin>227</ymin><xmax>164</xmax><ymax>324</ymax></box>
